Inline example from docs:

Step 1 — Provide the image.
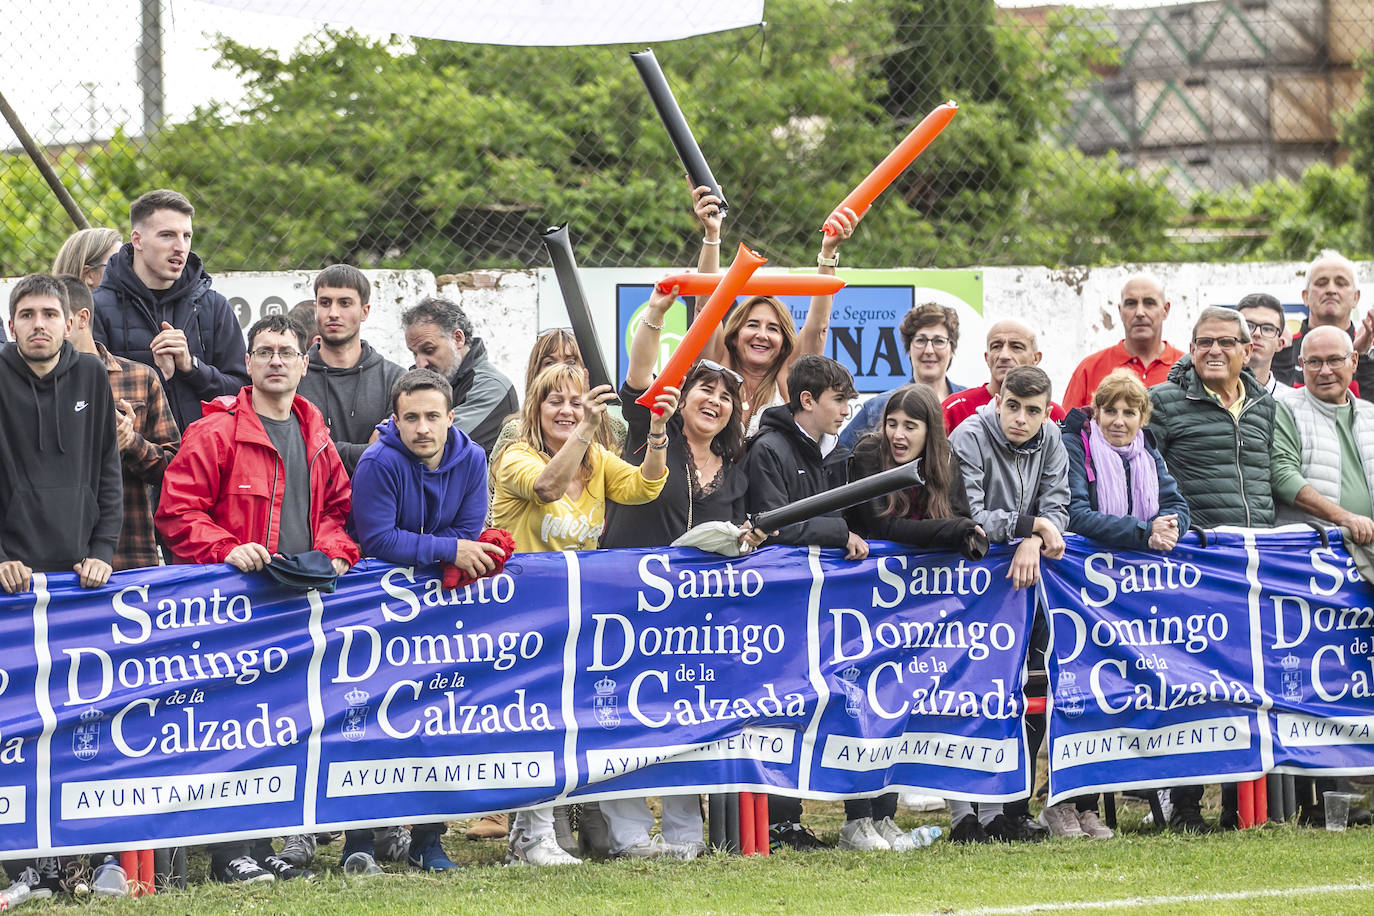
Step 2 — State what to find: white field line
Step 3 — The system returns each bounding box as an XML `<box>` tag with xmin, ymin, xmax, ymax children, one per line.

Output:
<box><xmin>886</xmin><ymin>881</ymin><xmax>1374</xmax><ymax>915</ymax></box>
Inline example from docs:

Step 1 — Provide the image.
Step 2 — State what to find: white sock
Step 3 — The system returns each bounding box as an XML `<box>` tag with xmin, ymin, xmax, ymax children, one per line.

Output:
<box><xmin>948</xmin><ymin>800</ymin><xmax>975</xmax><ymax>824</ymax></box>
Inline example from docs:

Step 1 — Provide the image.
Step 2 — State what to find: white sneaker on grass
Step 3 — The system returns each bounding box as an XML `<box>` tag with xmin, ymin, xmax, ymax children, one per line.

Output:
<box><xmin>508</xmin><ymin>834</ymin><xmax>583</xmax><ymax>866</ymax></box>
<box><xmin>838</xmin><ymin>817</ymin><xmax>891</xmax><ymax>851</ymax></box>
<box><xmin>1037</xmin><ymin>802</ymin><xmax>1086</xmax><ymax>838</ymax></box>
<box><xmin>874</xmin><ymin>817</ymin><xmax>917</xmax><ymax>851</ymax></box>
<box><xmin>900</xmin><ymin>794</ymin><xmax>947</xmax><ymax>812</ymax></box>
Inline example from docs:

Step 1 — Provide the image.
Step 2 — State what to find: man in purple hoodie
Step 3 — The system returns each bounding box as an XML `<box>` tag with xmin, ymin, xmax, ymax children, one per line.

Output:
<box><xmin>344</xmin><ymin>368</ymin><xmax>503</xmax><ymax>871</ymax></box>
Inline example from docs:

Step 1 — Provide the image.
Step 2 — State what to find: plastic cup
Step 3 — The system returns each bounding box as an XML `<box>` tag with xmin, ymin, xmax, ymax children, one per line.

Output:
<box><xmin>1323</xmin><ymin>791</ymin><xmax>1358</xmax><ymax>831</ymax></box>
<box><xmin>343</xmin><ymin>852</ymin><xmax>383</xmax><ymax>876</ymax></box>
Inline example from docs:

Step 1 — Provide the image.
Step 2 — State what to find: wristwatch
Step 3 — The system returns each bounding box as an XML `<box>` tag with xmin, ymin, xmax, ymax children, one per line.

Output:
<box><xmin>817</xmin><ymin>252</ymin><xmax>839</xmax><ymax>268</ymax></box>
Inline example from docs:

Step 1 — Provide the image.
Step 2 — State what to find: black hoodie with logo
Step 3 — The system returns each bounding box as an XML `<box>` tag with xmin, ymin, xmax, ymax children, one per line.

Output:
<box><xmin>0</xmin><ymin>342</ymin><xmax>122</xmax><ymax>570</ymax></box>
<box><xmin>91</xmin><ymin>243</ymin><xmax>249</xmax><ymax>430</ymax></box>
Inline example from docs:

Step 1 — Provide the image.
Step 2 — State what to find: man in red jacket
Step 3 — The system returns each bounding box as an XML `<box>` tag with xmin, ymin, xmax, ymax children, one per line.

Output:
<box><xmin>155</xmin><ymin>313</ymin><xmax>358</xmax><ymax>885</ymax></box>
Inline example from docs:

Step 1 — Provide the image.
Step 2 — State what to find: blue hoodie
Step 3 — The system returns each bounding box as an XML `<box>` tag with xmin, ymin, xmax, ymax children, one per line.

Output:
<box><xmin>350</xmin><ymin>418</ymin><xmax>488</xmax><ymax>564</ymax></box>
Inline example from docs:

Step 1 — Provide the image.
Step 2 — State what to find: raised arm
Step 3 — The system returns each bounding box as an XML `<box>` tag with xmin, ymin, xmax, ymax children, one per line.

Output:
<box><xmin>627</xmin><ymin>285</ymin><xmax>679</xmax><ymax>390</ymax></box>
<box><xmin>693</xmin><ymin>184</ymin><xmax>729</xmax><ymax>364</ymax></box>
<box><xmin>794</xmin><ymin>206</ymin><xmax>861</xmax><ymax>361</ymax></box>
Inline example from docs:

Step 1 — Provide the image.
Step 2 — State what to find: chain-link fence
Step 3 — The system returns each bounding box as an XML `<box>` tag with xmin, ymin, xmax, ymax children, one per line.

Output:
<box><xmin>2</xmin><ymin>0</ymin><xmax>1370</xmax><ymax>277</ymax></box>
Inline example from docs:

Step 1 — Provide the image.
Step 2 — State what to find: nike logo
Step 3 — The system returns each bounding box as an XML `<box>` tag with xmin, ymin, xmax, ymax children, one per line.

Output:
<box><xmin>74</xmin><ymin>401</ymin><xmax>88</xmax><ymax>412</ymax></box>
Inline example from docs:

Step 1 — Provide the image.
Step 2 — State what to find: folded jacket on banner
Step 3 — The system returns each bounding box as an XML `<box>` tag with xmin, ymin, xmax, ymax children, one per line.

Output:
<box><xmin>0</xmin><ymin>543</ymin><xmax>1033</xmax><ymax>857</ymax></box>
<box><xmin>1040</xmin><ymin>527</ymin><xmax>1374</xmax><ymax>805</ymax></box>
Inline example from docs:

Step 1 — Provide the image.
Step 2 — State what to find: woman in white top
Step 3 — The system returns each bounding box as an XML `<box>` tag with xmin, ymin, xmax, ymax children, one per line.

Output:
<box><xmin>689</xmin><ymin>185</ymin><xmax>861</xmax><ymax>436</ymax></box>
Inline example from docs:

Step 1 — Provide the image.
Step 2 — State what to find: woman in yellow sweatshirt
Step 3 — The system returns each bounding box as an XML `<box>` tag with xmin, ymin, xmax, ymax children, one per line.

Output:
<box><xmin>490</xmin><ymin>361</ymin><xmax>676</xmax><ymax>865</ymax></box>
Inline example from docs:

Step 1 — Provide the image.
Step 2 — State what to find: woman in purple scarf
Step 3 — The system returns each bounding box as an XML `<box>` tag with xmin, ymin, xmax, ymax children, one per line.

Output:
<box><xmin>1045</xmin><ymin>369</ymin><xmax>1192</xmax><ymax>839</ymax></box>
<box><xmin>1061</xmin><ymin>369</ymin><xmax>1190</xmax><ymax>551</ymax></box>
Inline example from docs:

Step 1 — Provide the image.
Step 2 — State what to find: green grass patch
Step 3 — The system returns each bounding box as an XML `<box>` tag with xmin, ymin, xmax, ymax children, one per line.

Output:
<box><xmin>9</xmin><ymin>799</ymin><xmax>1374</xmax><ymax>915</ymax></box>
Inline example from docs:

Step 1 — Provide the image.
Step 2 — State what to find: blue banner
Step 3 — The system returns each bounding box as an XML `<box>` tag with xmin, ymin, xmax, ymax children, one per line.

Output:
<box><xmin>0</xmin><ymin>544</ymin><xmax>1031</xmax><ymax>856</ymax></box>
<box><xmin>1253</xmin><ymin>529</ymin><xmax>1374</xmax><ymax>776</ymax></box>
<box><xmin>1040</xmin><ymin>529</ymin><xmax>1374</xmax><ymax>804</ymax></box>
<box><xmin>7</xmin><ymin>532</ymin><xmax>1372</xmax><ymax>855</ymax></box>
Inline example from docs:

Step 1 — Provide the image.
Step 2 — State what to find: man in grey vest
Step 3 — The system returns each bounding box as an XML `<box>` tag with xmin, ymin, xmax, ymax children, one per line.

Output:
<box><xmin>1272</xmin><ymin>325</ymin><xmax>1374</xmax><ymax>541</ymax></box>
<box><xmin>1269</xmin><ymin>323</ymin><xmax>1374</xmax><ymax>827</ymax></box>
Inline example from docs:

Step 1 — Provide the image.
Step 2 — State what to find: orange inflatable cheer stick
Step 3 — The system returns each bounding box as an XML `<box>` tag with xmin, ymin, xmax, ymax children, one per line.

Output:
<box><xmin>821</xmin><ymin>100</ymin><xmax>958</xmax><ymax>236</ymax></box>
<box><xmin>655</xmin><ymin>272</ymin><xmax>845</xmax><ymax>298</ymax></box>
<box><xmin>636</xmin><ymin>243</ymin><xmax>766</xmax><ymax>413</ymax></box>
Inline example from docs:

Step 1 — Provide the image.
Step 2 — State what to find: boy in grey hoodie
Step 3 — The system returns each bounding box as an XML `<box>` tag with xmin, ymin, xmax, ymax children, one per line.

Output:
<box><xmin>296</xmin><ymin>265</ymin><xmax>404</xmax><ymax>474</ymax></box>
<box><xmin>947</xmin><ymin>365</ymin><xmax>1069</xmax><ymax>844</ymax></box>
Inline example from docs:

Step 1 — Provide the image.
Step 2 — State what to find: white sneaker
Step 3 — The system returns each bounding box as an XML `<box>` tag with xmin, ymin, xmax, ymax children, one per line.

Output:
<box><xmin>615</xmin><ymin>836</ymin><xmax>663</xmax><ymax>859</ymax></box>
<box><xmin>1076</xmin><ymin>809</ymin><xmax>1114</xmax><ymax>839</ymax></box>
<box><xmin>900</xmin><ymin>794</ymin><xmax>947</xmax><ymax>812</ymax></box>
<box><xmin>659</xmin><ymin>838</ymin><xmax>707</xmax><ymax>860</ymax></box>
<box><xmin>838</xmin><ymin>817</ymin><xmax>892</xmax><ymax>851</ymax></box>
<box><xmin>874</xmin><ymin>817</ymin><xmax>917</xmax><ymax>851</ymax></box>
<box><xmin>1037</xmin><ymin>802</ymin><xmax>1086</xmax><ymax>838</ymax></box>
<box><xmin>509</xmin><ymin>833</ymin><xmax>583</xmax><ymax>866</ymax></box>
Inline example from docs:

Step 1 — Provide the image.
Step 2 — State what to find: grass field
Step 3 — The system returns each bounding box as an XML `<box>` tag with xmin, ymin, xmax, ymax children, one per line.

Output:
<box><xmin>9</xmin><ymin>794</ymin><xmax>1374</xmax><ymax>915</ymax></box>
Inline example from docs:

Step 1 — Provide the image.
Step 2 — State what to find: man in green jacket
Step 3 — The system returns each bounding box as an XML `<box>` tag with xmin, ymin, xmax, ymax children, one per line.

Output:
<box><xmin>1148</xmin><ymin>306</ymin><xmax>1276</xmax><ymax>531</ymax></box>
<box><xmin>1147</xmin><ymin>305</ymin><xmax>1276</xmax><ymax>834</ymax></box>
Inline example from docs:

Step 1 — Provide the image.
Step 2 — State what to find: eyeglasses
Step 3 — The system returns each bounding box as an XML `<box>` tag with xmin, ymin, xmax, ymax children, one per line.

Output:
<box><xmin>911</xmin><ymin>336</ymin><xmax>951</xmax><ymax>350</ymax></box>
<box><xmin>1191</xmin><ymin>336</ymin><xmax>1244</xmax><ymax>351</ymax></box>
<box><xmin>537</xmin><ymin>326</ymin><xmax>574</xmax><ymax>338</ymax></box>
<box><xmin>250</xmin><ymin>347</ymin><xmax>303</xmax><ymax>362</ymax></box>
<box><xmin>1245</xmin><ymin>321</ymin><xmax>1281</xmax><ymax>339</ymax></box>
<box><xmin>1301</xmin><ymin>354</ymin><xmax>1353</xmax><ymax>371</ymax></box>
<box><xmin>691</xmin><ymin>358</ymin><xmax>745</xmax><ymax>386</ymax></box>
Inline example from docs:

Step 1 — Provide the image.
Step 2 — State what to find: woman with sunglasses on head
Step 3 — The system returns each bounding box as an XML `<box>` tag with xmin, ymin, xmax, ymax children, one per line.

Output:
<box><xmin>840</xmin><ymin>383</ymin><xmax>987</xmax><ymax>851</ymax></box>
<box><xmin>490</xmin><ymin>363</ymin><xmax>677</xmax><ymax>866</ymax></box>
<box><xmin>691</xmin><ymin>184</ymin><xmax>862</xmax><ymax>436</ymax></box>
<box><xmin>595</xmin><ymin>283</ymin><xmax>766</xmax><ymax>859</ymax></box>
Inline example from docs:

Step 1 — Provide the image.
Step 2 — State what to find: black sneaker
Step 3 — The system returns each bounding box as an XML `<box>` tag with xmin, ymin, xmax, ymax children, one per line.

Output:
<box><xmin>769</xmin><ymin>822</ymin><xmax>827</xmax><ymax>851</ymax></box>
<box><xmin>950</xmin><ymin>815</ymin><xmax>990</xmax><ymax>844</ymax></box>
<box><xmin>1169</xmin><ymin>806</ymin><xmax>1213</xmax><ymax>834</ymax></box>
<box><xmin>213</xmin><ymin>856</ymin><xmax>274</xmax><ymax>885</ymax></box>
<box><xmin>1016</xmin><ymin>814</ymin><xmax>1048</xmax><ymax>839</ymax></box>
<box><xmin>1218</xmin><ymin>807</ymin><xmax>1240</xmax><ymax>831</ymax></box>
<box><xmin>262</xmin><ymin>855</ymin><xmax>313</xmax><ymax>881</ymax></box>
<box><xmin>983</xmin><ymin>813</ymin><xmax>1040</xmax><ymax>842</ymax></box>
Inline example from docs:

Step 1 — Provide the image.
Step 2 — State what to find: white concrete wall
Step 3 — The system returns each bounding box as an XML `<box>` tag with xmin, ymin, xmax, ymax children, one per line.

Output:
<box><xmin>1</xmin><ymin>260</ymin><xmax>1323</xmax><ymax>399</ymax></box>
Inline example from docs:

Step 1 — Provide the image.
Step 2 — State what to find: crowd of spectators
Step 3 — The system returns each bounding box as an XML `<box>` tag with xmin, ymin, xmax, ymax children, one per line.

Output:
<box><xmin>0</xmin><ymin>188</ymin><xmax>1369</xmax><ymax>892</ymax></box>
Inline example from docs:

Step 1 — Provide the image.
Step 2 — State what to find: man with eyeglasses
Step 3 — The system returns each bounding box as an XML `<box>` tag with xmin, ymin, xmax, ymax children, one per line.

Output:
<box><xmin>156</xmin><ymin>315</ymin><xmax>359</xmax><ymax>885</ymax></box>
<box><xmin>1272</xmin><ymin>326</ymin><xmax>1374</xmax><ymax>540</ymax></box>
<box><xmin>1063</xmin><ymin>275</ymin><xmax>1183</xmax><ymax>410</ymax></box>
<box><xmin>1235</xmin><ymin>293</ymin><xmax>1287</xmax><ymax>394</ymax></box>
<box><xmin>1272</xmin><ymin>250</ymin><xmax>1374</xmax><ymax>400</ymax></box>
<box><xmin>1147</xmin><ymin>305</ymin><xmax>1275</xmax><ymax>834</ymax></box>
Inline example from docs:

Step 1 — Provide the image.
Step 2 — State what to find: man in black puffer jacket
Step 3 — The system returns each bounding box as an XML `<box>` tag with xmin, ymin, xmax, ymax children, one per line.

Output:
<box><xmin>92</xmin><ymin>189</ymin><xmax>249</xmax><ymax>430</ymax></box>
<box><xmin>1147</xmin><ymin>305</ymin><xmax>1275</xmax><ymax>835</ymax></box>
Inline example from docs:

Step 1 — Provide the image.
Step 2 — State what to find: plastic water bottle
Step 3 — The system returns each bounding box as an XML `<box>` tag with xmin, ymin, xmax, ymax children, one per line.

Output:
<box><xmin>0</xmin><ymin>882</ymin><xmax>31</xmax><ymax>911</ymax></box>
<box><xmin>908</xmin><ymin>825</ymin><xmax>943</xmax><ymax>847</ymax></box>
<box><xmin>92</xmin><ymin>858</ymin><xmax>128</xmax><ymax>897</ymax></box>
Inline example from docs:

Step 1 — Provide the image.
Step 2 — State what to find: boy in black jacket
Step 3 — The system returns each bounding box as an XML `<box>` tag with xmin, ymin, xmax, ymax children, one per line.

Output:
<box><xmin>0</xmin><ymin>274</ymin><xmax>121</xmax><ymax>594</ymax></box>
<box><xmin>746</xmin><ymin>355</ymin><xmax>867</xmax><ymax>560</ymax></box>
<box><xmin>744</xmin><ymin>356</ymin><xmax>865</xmax><ymax>849</ymax></box>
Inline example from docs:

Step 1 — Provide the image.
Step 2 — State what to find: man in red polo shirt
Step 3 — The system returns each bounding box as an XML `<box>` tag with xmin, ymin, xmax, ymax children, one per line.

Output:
<box><xmin>942</xmin><ymin>319</ymin><xmax>1067</xmax><ymax>432</ymax></box>
<box><xmin>1063</xmin><ymin>275</ymin><xmax>1183</xmax><ymax>410</ymax></box>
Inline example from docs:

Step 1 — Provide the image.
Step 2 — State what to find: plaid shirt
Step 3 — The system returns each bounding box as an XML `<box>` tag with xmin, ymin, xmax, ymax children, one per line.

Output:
<box><xmin>98</xmin><ymin>344</ymin><xmax>181</xmax><ymax>570</ymax></box>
